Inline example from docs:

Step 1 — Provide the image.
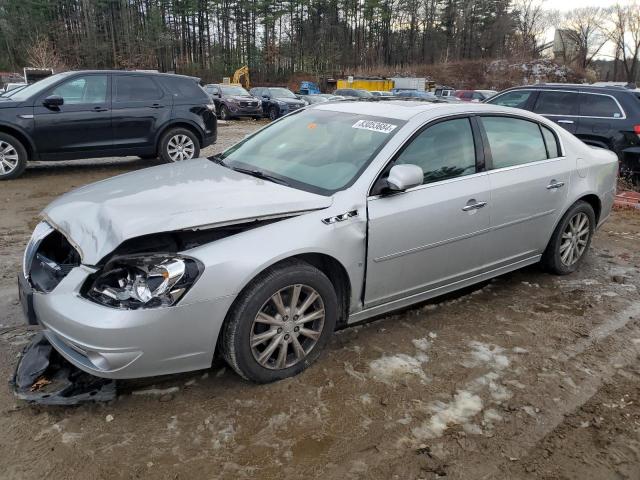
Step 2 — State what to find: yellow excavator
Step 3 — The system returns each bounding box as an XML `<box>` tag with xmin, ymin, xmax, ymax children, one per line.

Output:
<box><xmin>231</xmin><ymin>66</ymin><xmax>250</xmax><ymax>89</ymax></box>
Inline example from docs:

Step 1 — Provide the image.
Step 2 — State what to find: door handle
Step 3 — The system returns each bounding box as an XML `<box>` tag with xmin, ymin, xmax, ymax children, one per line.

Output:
<box><xmin>92</xmin><ymin>107</ymin><xmax>108</xmax><ymax>112</ymax></box>
<box><xmin>557</xmin><ymin>120</ymin><xmax>574</xmax><ymax>124</ymax></box>
<box><xmin>149</xmin><ymin>104</ymin><xmax>164</xmax><ymax>109</ymax></box>
<box><xmin>462</xmin><ymin>201</ymin><xmax>487</xmax><ymax>212</ymax></box>
<box><xmin>546</xmin><ymin>181</ymin><xmax>565</xmax><ymax>190</ymax></box>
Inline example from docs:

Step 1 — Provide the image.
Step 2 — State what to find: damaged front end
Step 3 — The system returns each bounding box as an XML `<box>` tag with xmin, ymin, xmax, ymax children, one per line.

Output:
<box><xmin>11</xmin><ymin>333</ymin><xmax>116</xmax><ymax>405</ymax></box>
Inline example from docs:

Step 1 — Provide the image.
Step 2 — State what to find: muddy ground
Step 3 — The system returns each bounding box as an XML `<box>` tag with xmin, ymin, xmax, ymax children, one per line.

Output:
<box><xmin>1</xmin><ymin>119</ymin><xmax>640</xmax><ymax>479</ymax></box>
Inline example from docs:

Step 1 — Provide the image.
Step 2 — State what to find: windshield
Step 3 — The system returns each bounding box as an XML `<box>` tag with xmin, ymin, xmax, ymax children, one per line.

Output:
<box><xmin>0</xmin><ymin>85</ymin><xmax>27</xmax><ymax>98</ymax></box>
<box><xmin>218</xmin><ymin>109</ymin><xmax>404</xmax><ymax>195</ymax></box>
<box><xmin>5</xmin><ymin>72</ymin><xmax>71</xmax><ymax>102</ymax></box>
<box><xmin>356</xmin><ymin>90</ymin><xmax>373</xmax><ymax>97</ymax></box>
<box><xmin>222</xmin><ymin>85</ymin><xmax>250</xmax><ymax>96</ymax></box>
<box><xmin>269</xmin><ymin>88</ymin><xmax>296</xmax><ymax>98</ymax></box>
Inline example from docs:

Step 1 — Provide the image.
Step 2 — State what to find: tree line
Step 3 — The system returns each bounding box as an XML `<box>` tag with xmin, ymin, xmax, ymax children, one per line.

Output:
<box><xmin>0</xmin><ymin>0</ymin><xmax>638</xmax><ymax>84</ymax></box>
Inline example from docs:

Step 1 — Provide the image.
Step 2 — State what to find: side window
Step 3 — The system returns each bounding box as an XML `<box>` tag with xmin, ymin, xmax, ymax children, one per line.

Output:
<box><xmin>482</xmin><ymin>116</ymin><xmax>548</xmax><ymax>169</ymax></box>
<box><xmin>157</xmin><ymin>76</ymin><xmax>208</xmax><ymax>101</ymax></box>
<box><xmin>50</xmin><ymin>75</ymin><xmax>107</xmax><ymax>104</ymax></box>
<box><xmin>533</xmin><ymin>91</ymin><xmax>579</xmax><ymax>115</ymax></box>
<box><xmin>488</xmin><ymin>90</ymin><xmax>534</xmax><ymax>108</ymax></box>
<box><xmin>472</xmin><ymin>92</ymin><xmax>484</xmax><ymax>100</ymax></box>
<box><xmin>114</xmin><ymin>76</ymin><xmax>163</xmax><ymax>102</ymax></box>
<box><xmin>579</xmin><ymin>94</ymin><xmax>623</xmax><ymax>118</ymax></box>
<box><xmin>541</xmin><ymin>125</ymin><xmax>560</xmax><ymax>158</ymax></box>
<box><xmin>395</xmin><ymin>118</ymin><xmax>476</xmax><ymax>184</ymax></box>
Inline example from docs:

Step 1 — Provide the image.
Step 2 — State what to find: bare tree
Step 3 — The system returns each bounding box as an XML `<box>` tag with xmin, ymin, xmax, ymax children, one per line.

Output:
<box><xmin>513</xmin><ymin>0</ymin><xmax>558</xmax><ymax>59</ymax></box>
<box><xmin>26</xmin><ymin>36</ymin><xmax>66</xmax><ymax>71</ymax></box>
<box><xmin>606</xmin><ymin>2</ymin><xmax>640</xmax><ymax>83</ymax></box>
<box><xmin>561</xmin><ymin>7</ymin><xmax>607</xmax><ymax>70</ymax></box>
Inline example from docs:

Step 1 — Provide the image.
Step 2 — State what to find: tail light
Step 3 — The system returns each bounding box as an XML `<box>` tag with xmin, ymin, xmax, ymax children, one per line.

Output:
<box><xmin>634</xmin><ymin>125</ymin><xmax>640</xmax><ymax>139</ymax></box>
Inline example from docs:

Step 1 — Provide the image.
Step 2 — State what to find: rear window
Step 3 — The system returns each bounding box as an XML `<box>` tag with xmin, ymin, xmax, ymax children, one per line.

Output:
<box><xmin>533</xmin><ymin>91</ymin><xmax>579</xmax><ymax>115</ymax></box>
<box><xmin>579</xmin><ymin>93</ymin><xmax>624</xmax><ymax>118</ymax></box>
<box><xmin>482</xmin><ymin>116</ymin><xmax>548</xmax><ymax>169</ymax></box>
<box><xmin>157</xmin><ymin>76</ymin><xmax>208</xmax><ymax>101</ymax></box>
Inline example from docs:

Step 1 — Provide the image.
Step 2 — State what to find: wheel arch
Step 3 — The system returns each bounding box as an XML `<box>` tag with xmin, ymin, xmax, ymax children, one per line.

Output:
<box><xmin>224</xmin><ymin>252</ymin><xmax>352</xmax><ymax>331</ymax></box>
<box><xmin>0</xmin><ymin>123</ymin><xmax>36</xmax><ymax>160</ymax></box>
<box><xmin>155</xmin><ymin>120</ymin><xmax>204</xmax><ymax>150</ymax></box>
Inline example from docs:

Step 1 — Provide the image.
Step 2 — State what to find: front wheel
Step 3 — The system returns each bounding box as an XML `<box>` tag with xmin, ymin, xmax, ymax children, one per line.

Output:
<box><xmin>542</xmin><ymin>201</ymin><xmax>595</xmax><ymax>275</ymax></box>
<box><xmin>159</xmin><ymin>128</ymin><xmax>200</xmax><ymax>163</ymax></box>
<box><xmin>268</xmin><ymin>106</ymin><xmax>279</xmax><ymax>121</ymax></box>
<box><xmin>221</xmin><ymin>260</ymin><xmax>338</xmax><ymax>383</ymax></box>
<box><xmin>0</xmin><ymin>133</ymin><xmax>28</xmax><ymax>180</ymax></box>
<box><xmin>219</xmin><ymin>105</ymin><xmax>232</xmax><ymax>121</ymax></box>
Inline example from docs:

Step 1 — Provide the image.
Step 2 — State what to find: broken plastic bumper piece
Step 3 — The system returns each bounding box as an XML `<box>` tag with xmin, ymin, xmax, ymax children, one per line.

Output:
<box><xmin>10</xmin><ymin>332</ymin><xmax>116</xmax><ymax>405</ymax></box>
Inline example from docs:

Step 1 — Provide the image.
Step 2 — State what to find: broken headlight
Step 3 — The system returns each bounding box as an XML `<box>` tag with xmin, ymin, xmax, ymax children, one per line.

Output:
<box><xmin>84</xmin><ymin>255</ymin><xmax>203</xmax><ymax>309</ymax></box>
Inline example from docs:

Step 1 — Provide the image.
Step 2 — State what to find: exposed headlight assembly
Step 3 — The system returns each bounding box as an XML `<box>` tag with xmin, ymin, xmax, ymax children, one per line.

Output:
<box><xmin>84</xmin><ymin>255</ymin><xmax>203</xmax><ymax>310</ymax></box>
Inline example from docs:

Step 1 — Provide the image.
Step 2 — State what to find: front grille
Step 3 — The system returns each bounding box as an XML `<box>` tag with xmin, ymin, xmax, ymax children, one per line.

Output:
<box><xmin>27</xmin><ymin>228</ymin><xmax>81</xmax><ymax>293</ymax></box>
<box><xmin>240</xmin><ymin>101</ymin><xmax>258</xmax><ymax>107</ymax></box>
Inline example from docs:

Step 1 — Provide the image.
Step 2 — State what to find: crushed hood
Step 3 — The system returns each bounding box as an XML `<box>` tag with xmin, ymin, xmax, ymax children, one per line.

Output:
<box><xmin>43</xmin><ymin>159</ymin><xmax>332</xmax><ymax>265</ymax></box>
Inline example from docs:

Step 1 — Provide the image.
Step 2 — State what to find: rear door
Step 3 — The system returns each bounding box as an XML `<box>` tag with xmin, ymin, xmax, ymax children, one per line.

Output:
<box><xmin>532</xmin><ymin>90</ymin><xmax>580</xmax><ymax>133</ymax></box>
<box><xmin>111</xmin><ymin>74</ymin><xmax>171</xmax><ymax>150</ymax></box>
<box><xmin>480</xmin><ymin>115</ymin><xmax>571</xmax><ymax>267</ymax></box>
<box><xmin>365</xmin><ymin>116</ymin><xmax>492</xmax><ymax>307</ymax></box>
<box><xmin>577</xmin><ymin>92</ymin><xmax>626</xmax><ymax>147</ymax></box>
<box><xmin>33</xmin><ymin>73</ymin><xmax>112</xmax><ymax>159</ymax></box>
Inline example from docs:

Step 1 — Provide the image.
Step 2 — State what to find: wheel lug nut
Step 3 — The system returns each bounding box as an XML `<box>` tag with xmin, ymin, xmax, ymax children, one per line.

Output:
<box><xmin>277</xmin><ymin>328</ymin><xmax>282</xmax><ymax>333</ymax></box>
<box><xmin>294</xmin><ymin>326</ymin><xmax>299</xmax><ymax>332</ymax></box>
<box><xmin>293</xmin><ymin>315</ymin><xmax>299</xmax><ymax>320</ymax></box>
<box><xmin>284</xmin><ymin>334</ymin><xmax>290</xmax><ymax>340</ymax></box>
<box><xmin>284</xmin><ymin>316</ymin><xmax>289</xmax><ymax>320</ymax></box>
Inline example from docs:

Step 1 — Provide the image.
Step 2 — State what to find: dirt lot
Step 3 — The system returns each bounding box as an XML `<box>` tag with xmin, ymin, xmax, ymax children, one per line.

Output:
<box><xmin>1</xmin><ymin>120</ymin><xmax>640</xmax><ymax>479</ymax></box>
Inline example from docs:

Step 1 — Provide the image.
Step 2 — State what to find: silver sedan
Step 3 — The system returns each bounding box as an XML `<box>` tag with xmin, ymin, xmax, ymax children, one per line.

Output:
<box><xmin>19</xmin><ymin>102</ymin><xmax>618</xmax><ymax>382</ymax></box>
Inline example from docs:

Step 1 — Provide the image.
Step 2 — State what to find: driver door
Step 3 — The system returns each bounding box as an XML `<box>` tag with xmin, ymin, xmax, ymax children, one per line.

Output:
<box><xmin>34</xmin><ymin>73</ymin><xmax>112</xmax><ymax>159</ymax></box>
<box><xmin>365</xmin><ymin>117</ymin><xmax>492</xmax><ymax>307</ymax></box>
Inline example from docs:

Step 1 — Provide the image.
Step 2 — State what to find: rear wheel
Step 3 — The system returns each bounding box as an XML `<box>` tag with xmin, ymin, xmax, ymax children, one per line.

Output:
<box><xmin>0</xmin><ymin>133</ymin><xmax>28</xmax><ymax>180</ymax></box>
<box><xmin>159</xmin><ymin>128</ymin><xmax>200</xmax><ymax>163</ymax></box>
<box><xmin>221</xmin><ymin>260</ymin><xmax>338</xmax><ymax>383</ymax></box>
<box><xmin>542</xmin><ymin>201</ymin><xmax>595</xmax><ymax>275</ymax></box>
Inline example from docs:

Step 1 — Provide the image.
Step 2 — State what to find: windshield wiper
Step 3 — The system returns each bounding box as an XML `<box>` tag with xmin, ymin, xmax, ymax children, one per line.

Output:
<box><xmin>208</xmin><ymin>153</ymin><xmax>227</xmax><ymax>166</ymax></box>
<box><xmin>230</xmin><ymin>166</ymin><xmax>290</xmax><ymax>186</ymax></box>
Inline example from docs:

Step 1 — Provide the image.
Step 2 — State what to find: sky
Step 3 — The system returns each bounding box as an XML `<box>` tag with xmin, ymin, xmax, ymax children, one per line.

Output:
<box><xmin>545</xmin><ymin>0</ymin><xmax>625</xmax><ymax>10</ymax></box>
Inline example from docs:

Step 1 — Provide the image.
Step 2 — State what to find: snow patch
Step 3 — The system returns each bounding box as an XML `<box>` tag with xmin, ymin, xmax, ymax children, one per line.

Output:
<box><xmin>464</xmin><ymin>341</ymin><xmax>510</xmax><ymax>370</ymax></box>
<box><xmin>412</xmin><ymin>390</ymin><xmax>483</xmax><ymax>440</ymax></box>
<box><xmin>369</xmin><ymin>353</ymin><xmax>428</xmax><ymax>383</ymax></box>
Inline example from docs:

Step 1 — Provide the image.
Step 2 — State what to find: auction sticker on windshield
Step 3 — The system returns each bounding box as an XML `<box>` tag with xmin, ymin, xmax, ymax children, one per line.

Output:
<box><xmin>352</xmin><ymin>120</ymin><xmax>398</xmax><ymax>133</ymax></box>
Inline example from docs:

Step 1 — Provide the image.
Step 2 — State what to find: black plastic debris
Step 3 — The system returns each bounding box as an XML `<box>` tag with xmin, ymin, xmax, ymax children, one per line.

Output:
<box><xmin>10</xmin><ymin>332</ymin><xmax>116</xmax><ymax>405</ymax></box>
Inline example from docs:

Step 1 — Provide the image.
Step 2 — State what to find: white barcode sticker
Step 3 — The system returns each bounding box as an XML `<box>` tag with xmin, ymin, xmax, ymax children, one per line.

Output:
<box><xmin>352</xmin><ymin>119</ymin><xmax>398</xmax><ymax>133</ymax></box>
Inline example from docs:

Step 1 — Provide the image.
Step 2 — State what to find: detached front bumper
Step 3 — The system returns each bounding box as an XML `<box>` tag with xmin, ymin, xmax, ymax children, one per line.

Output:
<box><xmin>21</xmin><ymin>266</ymin><xmax>235</xmax><ymax>379</ymax></box>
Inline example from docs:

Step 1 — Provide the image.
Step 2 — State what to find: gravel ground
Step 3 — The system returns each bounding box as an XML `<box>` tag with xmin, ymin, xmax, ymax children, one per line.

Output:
<box><xmin>1</xmin><ymin>119</ymin><xmax>640</xmax><ymax>479</ymax></box>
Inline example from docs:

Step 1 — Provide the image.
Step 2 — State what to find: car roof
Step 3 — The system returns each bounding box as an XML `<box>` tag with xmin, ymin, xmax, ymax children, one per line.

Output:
<box><xmin>312</xmin><ymin>100</ymin><xmax>525</xmax><ymax>121</ymax></box>
<box><xmin>63</xmin><ymin>70</ymin><xmax>200</xmax><ymax>81</ymax></box>
<box><xmin>505</xmin><ymin>84</ymin><xmax>637</xmax><ymax>96</ymax></box>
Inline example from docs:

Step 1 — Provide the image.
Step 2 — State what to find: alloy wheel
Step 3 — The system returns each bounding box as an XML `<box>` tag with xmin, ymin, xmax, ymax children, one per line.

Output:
<box><xmin>560</xmin><ymin>212</ymin><xmax>590</xmax><ymax>266</ymax></box>
<box><xmin>166</xmin><ymin>134</ymin><xmax>195</xmax><ymax>162</ymax></box>
<box><xmin>250</xmin><ymin>284</ymin><xmax>325</xmax><ymax>370</ymax></box>
<box><xmin>0</xmin><ymin>140</ymin><xmax>19</xmax><ymax>176</ymax></box>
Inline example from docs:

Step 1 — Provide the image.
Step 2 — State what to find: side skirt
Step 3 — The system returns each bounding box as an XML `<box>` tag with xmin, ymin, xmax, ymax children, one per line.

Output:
<box><xmin>347</xmin><ymin>255</ymin><xmax>541</xmax><ymax>324</ymax></box>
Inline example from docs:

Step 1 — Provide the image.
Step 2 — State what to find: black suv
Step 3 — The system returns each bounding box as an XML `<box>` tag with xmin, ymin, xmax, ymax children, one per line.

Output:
<box><xmin>486</xmin><ymin>84</ymin><xmax>640</xmax><ymax>181</ymax></box>
<box><xmin>204</xmin><ymin>84</ymin><xmax>262</xmax><ymax>120</ymax></box>
<box><xmin>249</xmin><ymin>87</ymin><xmax>306</xmax><ymax>120</ymax></box>
<box><xmin>0</xmin><ymin>70</ymin><xmax>217</xmax><ymax>180</ymax></box>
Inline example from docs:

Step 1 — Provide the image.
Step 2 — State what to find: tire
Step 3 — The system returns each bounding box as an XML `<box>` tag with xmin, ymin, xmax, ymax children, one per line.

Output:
<box><xmin>0</xmin><ymin>132</ymin><xmax>28</xmax><ymax>180</ymax></box>
<box><xmin>268</xmin><ymin>106</ymin><xmax>279</xmax><ymax>121</ymax></box>
<box><xmin>159</xmin><ymin>128</ymin><xmax>200</xmax><ymax>163</ymax></box>
<box><xmin>221</xmin><ymin>259</ymin><xmax>338</xmax><ymax>383</ymax></box>
<box><xmin>219</xmin><ymin>105</ymin><xmax>232</xmax><ymax>121</ymax></box>
<box><xmin>541</xmin><ymin>201</ymin><xmax>595</xmax><ymax>275</ymax></box>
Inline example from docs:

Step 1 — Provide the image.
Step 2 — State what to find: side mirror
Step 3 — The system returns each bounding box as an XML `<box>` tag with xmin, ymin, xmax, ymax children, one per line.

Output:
<box><xmin>43</xmin><ymin>95</ymin><xmax>64</xmax><ymax>108</ymax></box>
<box><xmin>387</xmin><ymin>164</ymin><xmax>423</xmax><ymax>191</ymax></box>
<box><xmin>262</xmin><ymin>94</ymin><xmax>270</xmax><ymax>99</ymax></box>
